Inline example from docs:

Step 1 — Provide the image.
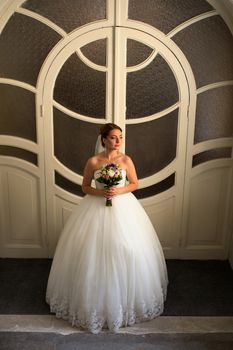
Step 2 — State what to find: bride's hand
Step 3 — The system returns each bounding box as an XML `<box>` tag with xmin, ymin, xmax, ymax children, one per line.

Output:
<box><xmin>105</xmin><ymin>187</ymin><xmax>120</xmax><ymax>197</ymax></box>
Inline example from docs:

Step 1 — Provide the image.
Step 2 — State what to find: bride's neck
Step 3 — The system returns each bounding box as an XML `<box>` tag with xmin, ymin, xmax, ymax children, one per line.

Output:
<box><xmin>104</xmin><ymin>149</ymin><xmax>119</xmax><ymax>161</ymax></box>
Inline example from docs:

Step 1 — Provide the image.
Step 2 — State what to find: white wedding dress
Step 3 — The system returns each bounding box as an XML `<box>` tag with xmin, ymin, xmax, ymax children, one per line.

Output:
<box><xmin>46</xmin><ymin>169</ymin><xmax>168</xmax><ymax>334</ymax></box>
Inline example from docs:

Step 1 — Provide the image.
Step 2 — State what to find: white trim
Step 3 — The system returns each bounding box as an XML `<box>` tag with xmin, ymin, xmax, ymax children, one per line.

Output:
<box><xmin>113</xmin><ymin>26</ymin><xmax>127</xmax><ymax>134</ymax></box>
<box><xmin>0</xmin><ymin>78</ymin><xmax>36</xmax><ymax>92</ymax></box>
<box><xmin>126</xmin><ymin>50</ymin><xmax>158</xmax><ymax>72</ymax></box>
<box><xmin>191</xmin><ymin>158</ymin><xmax>232</xmax><ymax>177</ymax></box>
<box><xmin>0</xmin><ymin>157</ymin><xmax>39</xmax><ymax>174</ymax></box>
<box><xmin>53</xmin><ymin>101</ymin><xmax>106</xmax><ymax>124</ymax></box>
<box><xmin>115</xmin><ymin>0</ymin><xmax>129</xmax><ymax>26</ymax></box>
<box><xmin>15</xmin><ymin>8</ymin><xmax>67</xmax><ymax>37</ymax></box>
<box><xmin>167</xmin><ymin>11</ymin><xmax>218</xmax><ymax>38</ymax></box>
<box><xmin>0</xmin><ymin>136</ymin><xmax>38</xmax><ymax>153</ymax></box>
<box><xmin>76</xmin><ymin>48</ymin><xmax>107</xmax><ymax>72</ymax></box>
<box><xmin>193</xmin><ymin>138</ymin><xmax>233</xmax><ymax>155</ymax></box>
<box><xmin>126</xmin><ymin>102</ymin><xmax>180</xmax><ymax>125</ymax></box>
<box><xmin>54</xmin><ymin>186</ymin><xmax>83</xmax><ymax>203</ymax></box>
<box><xmin>139</xmin><ymin>162</ymin><xmax>177</xmax><ymax>189</ymax></box>
<box><xmin>53</xmin><ymin>158</ymin><xmax>83</xmax><ymax>185</ymax></box>
<box><xmin>197</xmin><ymin>81</ymin><xmax>233</xmax><ymax>94</ymax></box>
<box><xmin>0</xmin><ymin>0</ymin><xmax>22</xmax><ymax>34</ymax></box>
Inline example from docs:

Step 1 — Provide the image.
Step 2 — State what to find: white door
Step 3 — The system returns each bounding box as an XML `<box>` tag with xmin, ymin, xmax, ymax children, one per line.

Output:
<box><xmin>41</xmin><ymin>22</ymin><xmax>189</xmax><ymax>257</ymax></box>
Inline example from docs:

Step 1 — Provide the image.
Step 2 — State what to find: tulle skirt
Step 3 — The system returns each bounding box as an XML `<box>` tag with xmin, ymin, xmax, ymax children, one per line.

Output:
<box><xmin>46</xmin><ymin>193</ymin><xmax>168</xmax><ymax>334</ymax></box>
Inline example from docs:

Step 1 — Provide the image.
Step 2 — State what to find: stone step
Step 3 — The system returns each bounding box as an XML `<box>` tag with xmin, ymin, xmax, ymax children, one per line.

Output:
<box><xmin>0</xmin><ymin>315</ymin><xmax>232</xmax><ymax>335</ymax></box>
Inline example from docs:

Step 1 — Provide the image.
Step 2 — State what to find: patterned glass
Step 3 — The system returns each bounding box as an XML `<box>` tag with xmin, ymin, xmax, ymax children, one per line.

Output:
<box><xmin>192</xmin><ymin>148</ymin><xmax>232</xmax><ymax>167</ymax></box>
<box><xmin>128</xmin><ymin>0</ymin><xmax>213</xmax><ymax>34</ymax></box>
<box><xmin>22</xmin><ymin>0</ymin><xmax>106</xmax><ymax>33</ymax></box>
<box><xmin>134</xmin><ymin>173</ymin><xmax>175</xmax><ymax>199</ymax></box>
<box><xmin>0</xmin><ymin>84</ymin><xmax>36</xmax><ymax>142</ymax></box>
<box><xmin>55</xmin><ymin>172</ymin><xmax>84</xmax><ymax>197</ymax></box>
<box><xmin>0</xmin><ymin>146</ymin><xmax>37</xmax><ymax>165</ymax></box>
<box><xmin>173</xmin><ymin>16</ymin><xmax>233</xmax><ymax>88</ymax></box>
<box><xmin>126</xmin><ymin>54</ymin><xmax>179</xmax><ymax>118</ymax></box>
<box><xmin>126</xmin><ymin>109</ymin><xmax>178</xmax><ymax>178</ymax></box>
<box><xmin>53</xmin><ymin>108</ymin><xmax>101</xmax><ymax>175</ymax></box>
<box><xmin>54</xmin><ymin>53</ymin><xmax>106</xmax><ymax>118</ymax></box>
<box><xmin>0</xmin><ymin>13</ymin><xmax>61</xmax><ymax>86</ymax></box>
<box><xmin>195</xmin><ymin>86</ymin><xmax>233</xmax><ymax>143</ymax></box>
<box><xmin>127</xmin><ymin>39</ymin><xmax>153</xmax><ymax>67</ymax></box>
<box><xmin>80</xmin><ymin>39</ymin><xmax>106</xmax><ymax>67</ymax></box>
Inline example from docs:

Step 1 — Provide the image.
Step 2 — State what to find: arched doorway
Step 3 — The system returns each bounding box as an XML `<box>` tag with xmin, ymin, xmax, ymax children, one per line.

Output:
<box><xmin>41</xmin><ymin>24</ymin><xmax>189</xmax><ymax>256</ymax></box>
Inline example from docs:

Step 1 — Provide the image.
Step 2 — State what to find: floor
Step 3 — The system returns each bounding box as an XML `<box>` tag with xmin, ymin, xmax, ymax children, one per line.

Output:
<box><xmin>0</xmin><ymin>259</ymin><xmax>233</xmax><ymax>349</ymax></box>
<box><xmin>1</xmin><ymin>330</ymin><xmax>233</xmax><ymax>350</ymax></box>
<box><xmin>1</xmin><ymin>259</ymin><xmax>233</xmax><ymax>316</ymax></box>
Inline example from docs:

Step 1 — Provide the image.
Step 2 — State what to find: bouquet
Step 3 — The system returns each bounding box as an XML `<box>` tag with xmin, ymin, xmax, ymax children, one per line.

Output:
<box><xmin>96</xmin><ymin>163</ymin><xmax>123</xmax><ymax>206</ymax></box>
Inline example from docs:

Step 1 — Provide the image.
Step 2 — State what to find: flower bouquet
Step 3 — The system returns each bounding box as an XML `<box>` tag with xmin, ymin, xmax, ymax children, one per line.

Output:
<box><xmin>96</xmin><ymin>163</ymin><xmax>123</xmax><ymax>206</ymax></box>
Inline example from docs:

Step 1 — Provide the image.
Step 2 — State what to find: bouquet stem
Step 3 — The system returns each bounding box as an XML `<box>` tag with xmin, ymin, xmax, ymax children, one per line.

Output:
<box><xmin>105</xmin><ymin>198</ymin><xmax>112</xmax><ymax>207</ymax></box>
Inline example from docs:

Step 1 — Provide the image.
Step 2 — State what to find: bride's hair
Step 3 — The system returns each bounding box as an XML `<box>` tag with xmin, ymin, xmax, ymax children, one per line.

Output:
<box><xmin>100</xmin><ymin>123</ymin><xmax>122</xmax><ymax>147</ymax></box>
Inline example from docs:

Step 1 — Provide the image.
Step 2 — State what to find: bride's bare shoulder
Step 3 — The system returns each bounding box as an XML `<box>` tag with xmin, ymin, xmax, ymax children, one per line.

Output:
<box><xmin>87</xmin><ymin>155</ymin><xmax>98</xmax><ymax>165</ymax></box>
<box><xmin>119</xmin><ymin>154</ymin><xmax>135</xmax><ymax>169</ymax></box>
<box><xmin>121</xmin><ymin>154</ymin><xmax>133</xmax><ymax>163</ymax></box>
<box><xmin>86</xmin><ymin>153</ymin><xmax>105</xmax><ymax>168</ymax></box>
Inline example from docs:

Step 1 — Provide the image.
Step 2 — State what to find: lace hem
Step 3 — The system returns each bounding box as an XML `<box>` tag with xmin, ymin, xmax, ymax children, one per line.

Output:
<box><xmin>46</xmin><ymin>295</ymin><xmax>165</xmax><ymax>334</ymax></box>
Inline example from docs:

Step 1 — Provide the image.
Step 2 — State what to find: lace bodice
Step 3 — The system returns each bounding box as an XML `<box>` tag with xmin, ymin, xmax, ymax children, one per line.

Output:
<box><xmin>94</xmin><ymin>169</ymin><xmax>127</xmax><ymax>190</ymax></box>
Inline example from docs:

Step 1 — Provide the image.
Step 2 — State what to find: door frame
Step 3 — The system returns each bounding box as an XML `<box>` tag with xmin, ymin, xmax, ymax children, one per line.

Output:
<box><xmin>39</xmin><ymin>21</ymin><xmax>192</xmax><ymax>257</ymax></box>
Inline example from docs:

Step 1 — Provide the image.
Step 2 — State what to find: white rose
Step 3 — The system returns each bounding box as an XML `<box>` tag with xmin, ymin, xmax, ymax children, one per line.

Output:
<box><xmin>108</xmin><ymin>169</ymin><xmax>115</xmax><ymax>177</ymax></box>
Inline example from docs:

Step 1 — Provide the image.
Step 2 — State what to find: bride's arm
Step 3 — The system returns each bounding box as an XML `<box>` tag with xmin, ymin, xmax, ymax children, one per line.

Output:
<box><xmin>82</xmin><ymin>158</ymin><xmax>104</xmax><ymax>196</ymax></box>
<box><xmin>107</xmin><ymin>156</ymin><xmax>138</xmax><ymax>197</ymax></box>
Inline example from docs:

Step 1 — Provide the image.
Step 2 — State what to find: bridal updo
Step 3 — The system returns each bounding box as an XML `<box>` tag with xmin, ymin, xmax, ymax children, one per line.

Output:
<box><xmin>100</xmin><ymin>123</ymin><xmax>122</xmax><ymax>147</ymax></box>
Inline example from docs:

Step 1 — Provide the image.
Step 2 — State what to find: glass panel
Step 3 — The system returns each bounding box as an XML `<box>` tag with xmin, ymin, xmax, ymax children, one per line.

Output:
<box><xmin>0</xmin><ymin>146</ymin><xmax>37</xmax><ymax>165</ymax></box>
<box><xmin>55</xmin><ymin>172</ymin><xmax>84</xmax><ymax>197</ymax></box>
<box><xmin>127</xmin><ymin>39</ymin><xmax>154</xmax><ymax>67</ymax></box>
<box><xmin>54</xmin><ymin>53</ymin><xmax>106</xmax><ymax>118</ymax></box>
<box><xmin>126</xmin><ymin>109</ymin><xmax>178</xmax><ymax>178</ymax></box>
<box><xmin>173</xmin><ymin>16</ymin><xmax>233</xmax><ymax>88</ymax></box>
<box><xmin>0</xmin><ymin>84</ymin><xmax>36</xmax><ymax>142</ymax></box>
<box><xmin>128</xmin><ymin>0</ymin><xmax>213</xmax><ymax>34</ymax></box>
<box><xmin>0</xmin><ymin>13</ymin><xmax>61</xmax><ymax>86</ymax></box>
<box><xmin>195</xmin><ymin>86</ymin><xmax>233</xmax><ymax>143</ymax></box>
<box><xmin>126</xmin><ymin>54</ymin><xmax>179</xmax><ymax>118</ymax></box>
<box><xmin>22</xmin><ymin>0</ymin><xmax>106</xmax><ymax>33</ymax></box>
<box><xmin>134</xmin><ymin>173</ymin><xmax>175</xmax><ymax>199</ymax></box>
<box><xmin>80</xmin><ymin>39</ymin><xmax>106</xmax><ymax>67</ymax></box>
<box><xmin>53</xmin><ymin>108</ymin><xmax>101</xmax><ymax>175</ymax></box>
<box><xmin>192</xmin><ymin>148</ymin><xmax>232</xmax><ymax>167</ymax></box>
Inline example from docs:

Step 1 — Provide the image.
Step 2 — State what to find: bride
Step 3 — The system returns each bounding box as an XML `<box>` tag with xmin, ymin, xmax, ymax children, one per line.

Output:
<box><xmin>46</xmin><ymin>123</ymin><xmax>168</xmax><ymax>334</ymax></box>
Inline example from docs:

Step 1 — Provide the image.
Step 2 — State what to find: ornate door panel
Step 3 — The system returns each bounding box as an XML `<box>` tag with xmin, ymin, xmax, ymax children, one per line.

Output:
<box><xmin>42</xmin><ymin>27</ymin><xmax>115</xmax><ymax>254</ymax></box>
<box><xmin>42</xmin><ymin>23</ymin><xmax>189</xmax><ymax>257</ymax></box>
<box><xmin>113</xmin><ymin>27</ymin><xmax>189</xmax><ymax>258</ymax></box>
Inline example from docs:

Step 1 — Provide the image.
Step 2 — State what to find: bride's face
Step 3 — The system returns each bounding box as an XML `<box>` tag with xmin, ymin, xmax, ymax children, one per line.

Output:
<box><xmin>104</xmin><ymin>129</ymin><xmax>123</xmax><ymax>151</ymax></box>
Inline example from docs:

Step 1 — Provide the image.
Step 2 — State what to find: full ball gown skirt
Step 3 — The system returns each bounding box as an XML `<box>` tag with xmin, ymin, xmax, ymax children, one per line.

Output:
<box><xmin>46</xmin><ymin>170</ymin><xmax>168</xmax><ymax>334</ymax></box>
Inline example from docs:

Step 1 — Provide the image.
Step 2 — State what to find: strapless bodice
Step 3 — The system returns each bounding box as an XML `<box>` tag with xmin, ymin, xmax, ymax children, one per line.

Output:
<box><xmin>94</xmin><ymin>169</ymin><xmax>127</xmax><ymax>189</ymax></box>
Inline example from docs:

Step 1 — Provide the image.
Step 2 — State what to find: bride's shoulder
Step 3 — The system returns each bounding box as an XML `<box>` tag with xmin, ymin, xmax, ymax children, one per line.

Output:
<box><xmin>85</xmin><ymin>153</ymin><xmax>105</xmax><ymax>168</ymax></box>
<box><xmin>121</xmin><ymin>154</ymin><xmax>134</xmax><ymax>163</ymax></box>
<box><xmin>85</xmin><ymin>155</ymin><xmax>98</xmax><ymax>167</ymax></box>
<box><xmin>119</xmin><ymin>154</ymin><xmax>135</xmax><ymax>169</ymax></box>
